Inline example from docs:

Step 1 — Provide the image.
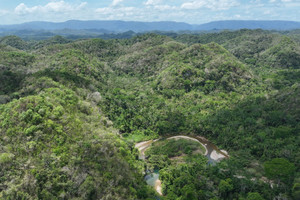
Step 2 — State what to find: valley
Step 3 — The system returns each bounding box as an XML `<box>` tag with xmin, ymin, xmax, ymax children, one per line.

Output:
<box><xmin>0</xmin><ymin>29</ymin><xmax>299</xmax><ymax>199</ymax></box>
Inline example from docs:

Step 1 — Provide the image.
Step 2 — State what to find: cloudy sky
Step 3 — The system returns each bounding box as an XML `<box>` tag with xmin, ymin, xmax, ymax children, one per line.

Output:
<box><xmin>0</xmin><ymin>0</ymin><xmax>299</xmax><ymax>25</ymax></box>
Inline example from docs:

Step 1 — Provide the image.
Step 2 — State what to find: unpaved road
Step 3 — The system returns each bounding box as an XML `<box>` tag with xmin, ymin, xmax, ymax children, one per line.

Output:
<box><xmin>135</xmin><ymin>135</ymin><xmax>229</xmax><ymax>196</ymax></box>
<box><xmin>135</xmin><ymin>135</ymin><xmax>229</xmax><ymax>162</ymax></box>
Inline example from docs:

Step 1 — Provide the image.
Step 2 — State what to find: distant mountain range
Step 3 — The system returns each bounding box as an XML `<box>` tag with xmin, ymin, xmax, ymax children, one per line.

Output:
<box><xmin>194</xmin><ymin>20</ymin><xmax>300</xmax><ymax>31</ymax></box>
<box><xmin>0</xmin><ymin>20</ymin><xmax>300</xmax><ymax>33</ymax></box>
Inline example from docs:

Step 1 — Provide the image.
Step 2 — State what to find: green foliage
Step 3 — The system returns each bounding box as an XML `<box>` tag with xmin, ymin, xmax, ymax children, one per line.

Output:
<box><xmin>246</xmin><ymin>192</ymin><xmax>265</xmax><ymax>200</ymax></box>
<box><xmin>0</xmin><ymin>30</ymin><xmax>299</xmax><ymax>199</ymax></box>
<box><xmin>0</xmin><ymin>153</ymin><xmax>14</xmax><ymax>164</ymax></box>
<box><xmin>154</xmin><ymin>42</ymin><xmax>249</xmax><ymax>94</ymax></box>
<box><xmin>174</xmin><ymin>29</ymin><xmax>268</xmax><ymax>45</ymax></box>
<box><xmin>292</xmin><ymin>182</ymin><xmax>300</xmax><ymax>200</ymax></box>
<box><xmin>0</xmin><ymin>69</ymin><xmax>23</xmax><ymax>95</ymax></box>
<box><xmin>0</xmin><ymin>35</ymin><xmax>29</xmax><ymax>50</ymax></box>
<box><xmin>0</xmin><ymin>51</ymin><xmax>35</xmax><ymax>67</ymax></box>
<box><xmin>260</xmin><ymin>36</ymin><xmax>300</xmax><ymax>69</ymax></box>
<box><xmin>33</xmin><ymin>35</ymin><xmax>71</xmax><ymax>49</ymax></box>
<box><xmin>159</xmin><ymin>158</ymin><xmax>210</xmax><ymax>199</ymax></box>
<box><xmin>264</xmin><ymin>158</ymin><xmax>295</xmax><ymax>184</ymax></box>
<box><xmin>0</xmin><ymin>86</ymin><xmax>151</xmax><ymax>199</ymax></box>
<box><xmin>219</xmin><ymin>178</ymin><xmax>234</xmax><ymax>198</ymax></box>
<box><xmin>145</xmin><ymin>139</ymin><xmax>205</xmax><ymax>159</ymax></box>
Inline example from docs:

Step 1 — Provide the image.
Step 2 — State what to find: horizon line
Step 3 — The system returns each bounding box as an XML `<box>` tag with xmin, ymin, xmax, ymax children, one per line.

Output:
<box><xmin>1</xmin><ymin>19</ymin><xmax>300</xmax><ymax>26</ymax></box>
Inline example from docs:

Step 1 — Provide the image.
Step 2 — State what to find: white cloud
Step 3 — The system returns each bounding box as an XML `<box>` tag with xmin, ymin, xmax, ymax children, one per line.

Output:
<box><xmin>96</xmin><ymin>6</ymin><xmax>137</xmax><ymax>17</ymax></box>
<box><xmin>181</xmin><ymin>0</ymin><xmax>239</xmax><ymax>11</ymax></box>
<box><xmin>181</xmin><ymin>1</ymin><xmax>206</xmax><ymax>9</ymax></box>
<box><xmin>143</xmin><ymin>0</ymin><xmax>177</xmax><ymax>11</ymax></box>
<box><xmin>111</xmin><ymin>0</ymin><xmax>124</xmax><ymax>6</ymax></box>
<box><xmin>15</xmin><ymin>3</ymin><xmax>37</xmax><ymax>15</ymax></box>
<box><xmin>95</xmin><ymin>4</ymin><xmax>181</xmax><ymax>22</ymax></box>
<box><xmin>154</xmin><ymin>5</ymin><xmax>177</xmax><ymax>11</ymax></box>
<box><xmin>15</xmin><ymin>1</ymin><xmax>87</xmax><ymax>15</ymax></box>
<box><xmin>144</xmin><ymin>0</ymin><xmax>162</xmax><ymax>6</ymax></box>
<box><xmin>0</xmin><ymin>0</ymin><xmax>297</xmax><ymax>25</ymax></box>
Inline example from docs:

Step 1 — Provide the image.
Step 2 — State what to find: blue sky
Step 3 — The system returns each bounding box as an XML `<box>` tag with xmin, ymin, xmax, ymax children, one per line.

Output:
<box><xmin>0</xmin><ymin>0</ymin><xmax>299</xmax><ymax>24</ymax></box>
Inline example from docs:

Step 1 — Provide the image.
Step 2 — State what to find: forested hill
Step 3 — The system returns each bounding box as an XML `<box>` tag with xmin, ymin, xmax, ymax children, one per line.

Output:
<box><xmin>1</xmin><ymin>20</ymin><xmax>300</xmax><ymax>33</ymax></box>
<box><xmin>0</xmin><ymin>30</ymin><xmax>299</xmax><ymax>199</ymax></box>
<box><xmin>195</xmin><ymin>20</ymin><xmax>300</xmax><ymax>30</ymax></box>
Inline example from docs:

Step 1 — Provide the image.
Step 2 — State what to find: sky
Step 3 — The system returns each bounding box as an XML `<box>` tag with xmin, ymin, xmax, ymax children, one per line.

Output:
<box><xmin>0</xmin><ymin>0</ymin><xmax>299</xmax><ymax>25</ymax></box>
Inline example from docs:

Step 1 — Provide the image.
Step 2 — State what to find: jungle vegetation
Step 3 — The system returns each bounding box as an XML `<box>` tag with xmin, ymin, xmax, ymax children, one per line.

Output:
<box><xmin>0</xmin><ymin>29</ymin><xmax>299</xmax><ymax>199</ymax></box>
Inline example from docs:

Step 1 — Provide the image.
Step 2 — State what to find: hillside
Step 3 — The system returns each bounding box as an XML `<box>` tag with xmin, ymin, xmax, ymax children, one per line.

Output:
<box><xmin>195</xmin><ymin>20</ymin><xmax>300</xmax><ymax>30</ymax></box>
<box><xmin>0</xmin><ymin>31</ymin><xmax>299</xmax><ymax>199</ymax></box>
<box><xmin>0</xmin><ymin>20</ymin><xmax>193</xmax><ymax>32</ymax></box>
<box><xmin>1</xmin><ymin>20</ymin><xmax>300</xmax><ymax>38</ymax></box>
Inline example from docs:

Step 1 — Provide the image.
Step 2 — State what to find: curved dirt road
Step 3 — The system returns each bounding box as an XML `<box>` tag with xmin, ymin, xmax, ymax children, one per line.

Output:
<box><xmin>135</xmin><ymin>135</ymin><xmax>229</xmax><ymax>196</ymax></box>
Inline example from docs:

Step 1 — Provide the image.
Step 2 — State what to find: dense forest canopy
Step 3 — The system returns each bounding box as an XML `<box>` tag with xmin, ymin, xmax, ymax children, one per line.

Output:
<box><xmin>0</xmin><ymin>29</ymin><xmax>299</xmax><ymax>199</ymax></box>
